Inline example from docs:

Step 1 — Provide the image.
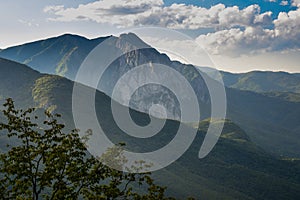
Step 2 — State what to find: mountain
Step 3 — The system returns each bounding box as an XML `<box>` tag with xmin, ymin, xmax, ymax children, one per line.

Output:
<box><xmin>1</xmin><ymin>34</ymin><xmax>299</xmax><ymax>95</ymax></box>
<box><xmin>262</xmin><ymin>91</ymin><xmax>300</xmax><ymax>103</ymax></box>
<box><xmin>0</xmin><ymin>58</ymin><xmax>41</xmax><ymax>107</ymax></box>
<box><xmin>0</xmin><ymin>33</ymin><xmax>156</xmax><ymax>81</ymax></box>
<box><xmin>162</xmin><ymin>119</ymin><xmax>300</xmax><ymax>199</ymax></box>
<box><xmin>221</xmin><ymin>71</ymin><xmax>300</xmax><ymax>93</ymax></box>
<box><xmin>1</xmin><ymin>33</ymin><xmax>300</xmax><ymax>159</ymax></box>
<box><xmin>226</xmin><ymin>87</ymin><xmax>300</xmax><ymax>157</ymax></box>
<box><xmin>0</xmin><ymin>34</ymin><xmax>110</xmax><ymax>79</ymax></box>
<box><xmin>1</xmin><ymin>58</ymin><xmax>300</xmax><ymax>199</ymax></box>
<box><xmin>0</xmin><ymin>33</ymin><xmax>212</xmax><ymax>120</ymax></box>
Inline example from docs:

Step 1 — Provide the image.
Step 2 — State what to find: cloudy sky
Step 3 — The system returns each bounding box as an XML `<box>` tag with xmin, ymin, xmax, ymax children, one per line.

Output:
<box><xmin>1</xmin><ymin>0</ymin><xmax>299</xmax><ymax>72</ymax></box>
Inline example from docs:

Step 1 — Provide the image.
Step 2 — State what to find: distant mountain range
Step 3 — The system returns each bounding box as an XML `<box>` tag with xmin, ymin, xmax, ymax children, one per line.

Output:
<box><xmin>1</xmin><ymin>33</ymin><xmax>299</xmax><ymax>95</ymax></box>
<box><xmin>0</xmin><ymin>33</ymin><xmax>300</xmax><ymax>199</ymax></box>
<box><xmin>0</xmin><ymin>33</ymin><xmax>299</xmax><ymax>158</ymax></box>
<box><xmin>222</xmin><ymin>70</ymin><xmax>300</xmax><ymax>94</ymax></box>
<box><xmin>1</xmin><ymin>57</ymin><xmax>300</xmax><ymax>199</ymax></box>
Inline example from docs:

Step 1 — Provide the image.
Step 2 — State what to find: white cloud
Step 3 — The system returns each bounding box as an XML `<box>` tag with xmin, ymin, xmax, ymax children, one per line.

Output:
<box><xmin>217</xmin><ymin>4</ymin><xmax>273</xmax><ymax>28</ymax></box>
<box><xmin>44</xmin><ymin>0</ymin><xmax>163</xmax><ymax>27</ymax></box>
<box><xmin>196</xmin><ymin>27</ymin><xmax>275</xmax><ymax>56</ymax></box>
<box><xmin>197</xmin><ymin>7</ymin><xmax>300</xmax><ymax>55</ymax></box>
<box><xmin>43</xmin><ymin>0</ymin><xmax>300</xmax><ymax>56</ymax></box>
<box><xmin>43</xmin><ymin>5</ymin><xmax>65</xmax><ymax>13</ymax></box>
<box><xmin>44</xmin><ymin>0</ymin><xmax>273</xmax><ymax>29</ymax></box>
<box><xmin>280</xmin><ymin>1</ymin><xmax>289</xmax><ymax>6</ymax></box>
<box><xmin>273</xmin><ymin>8</ymin><xmax>300</xmax><ymax>49</ymax></box>
<box><xmin>292</xmin><ymin>0</ymin><xmax>300</xmax><ymax>7</ymax></box>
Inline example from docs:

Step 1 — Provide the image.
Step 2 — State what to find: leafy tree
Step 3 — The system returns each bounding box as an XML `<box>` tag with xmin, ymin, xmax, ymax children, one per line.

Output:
<box><xmin>0</xmin><ymin>98</ymin><xmax>174</xmax><ymax>199</ymax></box>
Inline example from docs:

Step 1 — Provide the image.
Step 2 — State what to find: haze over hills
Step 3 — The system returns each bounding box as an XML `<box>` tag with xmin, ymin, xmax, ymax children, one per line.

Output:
<box><xmin>0</xmin><ymin>33</ymin><xmax>299</xmax><ymax>158</ymax></box>
<box><xmin>1</xmin><ymin>0</ymin><xmax>300</xmax><ymax>197</ymax></box>
<box><xmin>1</xmin><ymin>33</ymin><xmax>299</xmax><ymax>95</ymax></box>
<box><xmin>1</xmin><ymin>57</ymin><xmax>300</xmax><ymax>199</ymax></box>
<box><xmin>221</xmin><ymin>71</ymin><xmax>300</xmax><ymax>94</ymax></box>
<box><xmin>0</xmin><ymin>34</ymin><xmax>110</xmax><ymax>79</ymax></box>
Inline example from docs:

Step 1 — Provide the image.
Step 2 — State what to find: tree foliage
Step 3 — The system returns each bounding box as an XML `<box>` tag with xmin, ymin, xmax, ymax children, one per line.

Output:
<box><xmin>0</xmin><ymin>98</ymin><xmax>174</xmax><ymax>199</ymax></box>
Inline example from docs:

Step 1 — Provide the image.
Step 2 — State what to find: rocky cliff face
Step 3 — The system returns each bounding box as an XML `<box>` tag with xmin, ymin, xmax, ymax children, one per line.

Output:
<box><xmin>0</xmin><ymin>33</ymin><xmax>213</xmax><ymax>121</ymax></box>
<box><xmin>96</xmin><ymin>33</ymin><xmax>211</xmax><ymax>121</ymax></box>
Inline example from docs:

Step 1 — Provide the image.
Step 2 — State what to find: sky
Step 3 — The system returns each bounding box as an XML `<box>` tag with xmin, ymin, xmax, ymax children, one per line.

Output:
<box><xmin>0</xmin><ymin>0</ymin><xmax>299</xmax><ymax>73</ymax></box>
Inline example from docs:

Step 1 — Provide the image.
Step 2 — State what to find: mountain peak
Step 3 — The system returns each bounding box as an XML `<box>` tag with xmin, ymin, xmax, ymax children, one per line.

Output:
<box><xmin>117</xmin><ymin>32</ymin><xmax>151</xmax><ymax>48</ymax></box>
<box><xmin>58</xmin><ymin>33</ymin><xmax>88</xmax><ymax>39</ymax></box>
